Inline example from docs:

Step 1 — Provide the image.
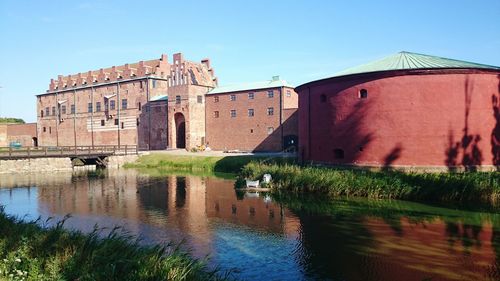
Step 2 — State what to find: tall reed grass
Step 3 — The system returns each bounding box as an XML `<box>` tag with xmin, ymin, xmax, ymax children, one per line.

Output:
<box><xmin>240</xmin><ymin>162</ymin><xmax>500</xmax><ymax>204</ymax></box>
<box><xmin>0</xmin><ymin>208</ymin><xmax>232</xmax><ymax>281</ymax></box>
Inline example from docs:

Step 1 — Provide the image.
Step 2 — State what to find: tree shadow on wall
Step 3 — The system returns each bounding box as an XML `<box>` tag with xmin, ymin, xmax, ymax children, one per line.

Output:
<box><xmin>491</xmin><ymin>74</ymin><xmax>500</xmax><ymax>170</ymax></box>
<box><xmin>382</xmin><ymin>143</ymin><xmax>403</xmax><ymax>171</ymax></box>
<box><xmin>444</xmin><ymin>77</ymin><xmax>483</xmax><ymax>171</ymax></box>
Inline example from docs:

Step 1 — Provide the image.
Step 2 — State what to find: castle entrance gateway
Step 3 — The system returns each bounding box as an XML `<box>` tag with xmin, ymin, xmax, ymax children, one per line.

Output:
<box><xmin>174</xmin><ymin>112</ymin><xmax>186</xmax><ymax>149</ymax></box>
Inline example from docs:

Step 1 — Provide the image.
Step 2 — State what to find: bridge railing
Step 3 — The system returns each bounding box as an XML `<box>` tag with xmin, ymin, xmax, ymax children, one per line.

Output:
<box><xmin>0</xmin><ymin>145</ymin><xmax>138</xmax><ymax>159</ymax></box>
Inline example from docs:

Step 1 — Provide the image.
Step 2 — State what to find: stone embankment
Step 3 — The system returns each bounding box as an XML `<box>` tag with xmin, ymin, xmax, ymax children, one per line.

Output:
<box><xmin>0</xmin><ymin>155</ymin><xmax>140</xmax><ymax>174</ymax></box>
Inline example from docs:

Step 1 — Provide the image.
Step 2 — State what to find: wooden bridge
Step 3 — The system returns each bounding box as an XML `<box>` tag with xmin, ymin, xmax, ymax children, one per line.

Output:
<box><xmin>0</xmin><ymin>145</ymin><xmax>139</xmax><ymax>160</ymax></box>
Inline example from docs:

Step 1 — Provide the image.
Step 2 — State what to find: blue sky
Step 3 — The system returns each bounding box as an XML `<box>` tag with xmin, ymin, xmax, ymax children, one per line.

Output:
<box><xmin>1</xmin><ymin>0</ymin><xmax>499</xmax><ymax>122</ymax></box>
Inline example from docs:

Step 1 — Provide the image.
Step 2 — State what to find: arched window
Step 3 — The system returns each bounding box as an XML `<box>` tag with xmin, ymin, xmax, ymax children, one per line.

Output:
<box><xmin>333</xmin><ymin>149</ymin><xmax>344</xmax><ymax>159</ymax></box>
<box><xmin>320</xmin><ymin>94</ymin><xmax>327</xmax><ymax>103</ymax></box>
<box><xmin>359</xmin><ymin>89</ymin><xmax>368</xmax><ymax>99</ymax></box>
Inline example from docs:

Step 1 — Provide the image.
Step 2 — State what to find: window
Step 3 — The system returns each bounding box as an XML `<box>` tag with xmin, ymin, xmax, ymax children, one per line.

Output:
<box><xmin>45</xmin><ymin>107</ymin><xmax>49</xmax><ymax>116</ymax></box>
<box><xmin>121</xmin><ymin>122</ymin><xmax>124</xmax><ymax>129</ymax></box>
<box><xmin>267</xmin><ymin>107</ymin><xmax>274</xmax><ymax>116</ymax></box>
<box><xmin>359</xmin><ymin>89</ymin><xmax>368</xmax><ymax>99</ymax></box>
<box><xmin>140</xmin><ymin>81</ymin><xmax>143</xmax><ymax>89</ymax></box>
<box><xmin>71</xmin><ymin>104</ymin><xmax>75</xmax><ymax>114</ymax></box>
<box><xmin>320</xmin><ymin>94</ymin><xmax>327</xmax><ymax>103</ymax></box>
<box><xmin>267</xmin><ymin>90</ymin><xmax>274</xmax><ymax>98</ymax></box>
<box><xmin>136</xmin><ymin>118</ymin><xmax>140</xmax><ymax>126</ymax></box>
<box><xmin>122</xmin><ymin>99</ymin><xmax>128</xmax><ymax>109</ymax></box>
<box><xmin>250</xmin><ymin>129</ymin><xmax>253</xmax><ymax>133</ymax></box>
<box><xmin>88</xmin><ymin>103</ymin><xmax>93</xmax><ymax>113</ymax></box>
<box><xmin>138</xmin><ymin>102</ymin><xmax>142</xmax><ymax>111</ymax></box>
<box><xmin>61</xmin><ymin>105</ymin><xmax>66</xmax><ymax>114</ymax></box>
<box><xmin>96</xmin><ymin>102</ymin><xmax>101</xmax><ymax>112</ymax></box>
<box><xmin>214</xmin><ymin>111</ymin><xmax>219</xmax><ymax>118</ymax></box>
<box><xmin>248</xmin><ymin>109</ymin><xmax>254</xmax><ymax>117</ymax></box>
<box><xmin>230</xmin><ymin>110</ymin><xmax>236</xmax><ymax>118</ymax></box>
<box><xmin>248</xmin><ymin>92</ymin><xmax>254</xmax><ymax>99</ymax></box>
<box><xmin>52</xmin><ymin>106</ymin><xmax>56</xmax><ymax>116</ymax></box>
<box><xmin>40</xmin><ymin>110</ymin><xmax>44</xmax><ymax>117</ymax></box>
<box><xmin>267</xmin><ymin>127</ymin><xmax>274</xmax><ymax>135</ymax></box>
<box><xmin>214</xmin><ymin>96</ymin><xmax>219</xmax><ymax>102</ymax></box>
<box><xmin>101</xmin><ymin>120</ymin><xmax>105</xmax><ymax>126</ymax></box>
<box><xmin>286</xmin><ymin>90</ymin><xmax>291</xmax><ymax>97</ymax></box>
<box><xmin>197</xmin><ymin>95</ymin><xmax>203</xmax><ymax>103</ymax></box>
<box><xmin>43</xmin><ymin>127</ymin><xmax>46</xmax><ymax>132</ymax></box>
<box><xmin>114</xmin><ymin>119</ymin><xmax>119</xmax><ymax>125</ymax></box>
<box><xmin>175</xmin><ymin>95</ymin><xmax>181</xmax><ymax>104</ymax></box>
<box><xmin>49</xmin><ymin>127</ymin><xmax>51</xmax><ymax>134</ymax></box>
<box><xmin>230</xmin><ymin>94</ymin><xmax>236</xmax><ymax>101</ymax></box>
<box><xmin>334</xmin><ymin>149</ymin><xmax>344</xmax><ymax>159</ymax></box>
<box><xmin>110</xmin><ymin>100</ymin><xmax>116</xmax><ymax>110</ymax></box>
<box><xmin>152</xmin><ymin>80</ymin><xmax>157</xmax><ymax>88</ymax></box>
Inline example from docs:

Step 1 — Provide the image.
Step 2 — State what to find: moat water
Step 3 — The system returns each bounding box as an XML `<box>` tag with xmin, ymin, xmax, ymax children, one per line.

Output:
<box><xmin>0</xmin><ymin>169</ymin><xmax>499</xmax><ymax>281</ymax></box>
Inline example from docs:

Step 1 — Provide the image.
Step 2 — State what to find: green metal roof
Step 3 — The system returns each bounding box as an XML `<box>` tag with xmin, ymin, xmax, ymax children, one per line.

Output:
<box><xmin>332</xmin><ymin>51</ymin><xmax>500</xmax><ymax>78</ymax></box>
<box><xmin>208</xmin><ymin>76</ymin><xmax>293</xmax><ymax>95</ymax></box>
<box><xmin>150</xmin><ymin>95</ymin><xmax>168</xmax><ymax>102</ymax></box>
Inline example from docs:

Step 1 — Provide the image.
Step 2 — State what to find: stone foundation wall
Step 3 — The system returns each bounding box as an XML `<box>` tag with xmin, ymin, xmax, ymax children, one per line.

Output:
<box><xmin>0</xmin><ymin>157</ymin><xmax>72</xmax><ymax>174</ymax></box>
<box><xmin>106</xmin><ymin>155</ymin><xmax>139</xmax><ymax>169</ymax></box>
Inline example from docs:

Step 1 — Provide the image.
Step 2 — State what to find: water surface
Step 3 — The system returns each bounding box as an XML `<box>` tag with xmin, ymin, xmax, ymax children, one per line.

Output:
<box><xmin>0</xmin><ymin>170</ymin><xmax>499</xmax><ymax>281</ymax></box>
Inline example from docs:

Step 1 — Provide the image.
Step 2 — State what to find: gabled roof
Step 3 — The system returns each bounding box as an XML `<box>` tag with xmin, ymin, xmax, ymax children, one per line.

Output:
<box><xmin>208</xmin><ymin>77</ymin><xmax>293</xmax><ymax>95</ymax></box>
<box><xmin>332</xmin><ymin>51</ymin><xmax>500</xmax><ymax>78</ymax></box>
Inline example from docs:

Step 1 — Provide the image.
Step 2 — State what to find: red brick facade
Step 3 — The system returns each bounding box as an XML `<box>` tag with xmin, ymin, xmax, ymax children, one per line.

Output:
<box><xmin>297</xmin><ymin>69</ymin><xmax>500</xmax><ymax>168</ymax></box>
<box><xmin>37</xmin><ymin>53</ymin><xmax>217</xmax><ymax>150</ymax></box>
<box><xmin>205</xmin><ymin>86</ymin><xmax>298</xmax><ymax>152</ymax></box>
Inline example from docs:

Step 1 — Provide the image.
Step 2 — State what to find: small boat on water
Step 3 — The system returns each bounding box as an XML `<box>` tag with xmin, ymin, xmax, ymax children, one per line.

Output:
<box><xmin>246</xmin><ymin>179</ymin><xmax>260</xmax><ymax>188</ymax></box>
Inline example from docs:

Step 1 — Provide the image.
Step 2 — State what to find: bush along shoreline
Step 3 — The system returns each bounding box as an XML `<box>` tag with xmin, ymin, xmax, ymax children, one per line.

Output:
<box><xmin>0</xmin><ymin>208</ymin><xmax>232</xmax><ymax>281</ymax></box>
<box><xmin>238</xmin><ymin>162</ymin><xmax>500</xmax><ymax>205</ymax></box>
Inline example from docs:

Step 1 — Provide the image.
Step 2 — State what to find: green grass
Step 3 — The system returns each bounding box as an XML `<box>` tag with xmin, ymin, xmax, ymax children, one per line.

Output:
<box><xmin>0</xmin><ymin>118</ymin><xmax>24</xmax><ymax>124</ymax></box>
<box><xmin>0</xmin><ymin>208</ymin><xmax>232</xmax><ymax>281</ymax></box>
<box><xmin>124</xmin><ymin>153</ymin><xmax>294</xmax><ymax>174</ymax></box>
<box><xmin>239</xmin><ymin>162</ymin><xmax>500</xmax><ymax>204</ymax></box>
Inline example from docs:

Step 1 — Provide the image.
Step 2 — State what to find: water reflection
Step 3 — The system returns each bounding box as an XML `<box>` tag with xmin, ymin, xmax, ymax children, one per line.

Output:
<box><xmin>0</xmin><ymin>170</ymin><xmax>499</xmax><ymax>281</ymax></box>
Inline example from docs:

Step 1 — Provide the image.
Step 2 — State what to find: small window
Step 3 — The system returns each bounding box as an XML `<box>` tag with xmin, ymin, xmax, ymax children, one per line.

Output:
<box><xmin>152</xmin><ymin>80</ymin><xmax>157</xmax><ymax>88</ymax></box>
<box><xmin>43</xmin><ymin>127</ymin><xmax>46</xmax><ymax>132</ymax></box>
<box><xmin>114</xmin><ymin>119</ymin><xmax>119</xmax><ymax>125</ymax></box>
<box><xmin>334</xmin><ymin>149</ymin><xmax>344</xmax><ymax>159</ymax></box>
<box><xmin>286</xmin><ymin>90</ymin><xmax>291</xmax><ymax>97</ymax></box>
<box><xmin>214</xmin><ymin>111</ymin><xmax>219</xmax><ymax>118</ymax></box>
<box><xmin>140</xmin><ymin>81</ymin><xmax>143</xmax><ymax>89</ymax></box>
<box><xmin>250</xmin><ymin>129</ymin><xmax>253</xmax><ymax>133</ymax></box>
<box><xmin>197</xmin><ymin>95</ymin><xmax>203</xmax><ymax>103</ymax></box>
<box><xmin>267</xmin><ymin>90</ymin><xmax>274</xmax><ymax>98</ymax></box>
<box><xmin>71</xmin><ymin>104</ymin><xmax>75</xmax><ymax>114</ymax></box>
<box><xmin>121</xmin><ymin>122</ymin><xmax>124</xmax><ymax>129</ymax></box>
<box><xmin>175</xmin><ymin>95</ymin><xmax>181</xmax><ymax>104</ymax></box>
<box><xmin>122</xmin><ymin>99</ymin><xmax>128</xmax><ymax>109</ymax></box>
<box><xmin>49</xmin><ymin>127</ymin><xmax>52</xmax><ymax>134</ymax></box>
<box><xmin>96</xmin><ymin>102</ymin><xmax>101</xmax><ymax>112</ymax></box>
<box><xmin>61</xmin><ymin>105</ymin><xmax>66</xmax><ymax>114</ymax></box>
<box><xmin>230</xmin><ymin>94</ymin><xmax>236</xmax><ymax>101</ymax></box>
<box><xmin>230</xmin><ymin>110</ymin><xmax>236</xmax><ymax>118</ymax></box>
<box><xmin>45</xmin><ymin>107</ymin><xmax>49</xmax><ymax>116</ymax></box>
<box><xmin>110</xmin><ymin>100</ymin><xmax>116</xmax><ymax>110</ymax></box>
<box><xmin>214</xmin><ymin>96</ymin><xmax>219</xmax><ymax>102</ymax></box>
<box><xmin>52</xmin><ymin>106</ymin><xmax>56</xmax><ymax>115</ymax></box>
<box><xmin>136</xmin><ymin>118</ymin><xmax>140</xmax><ymax>126</ymax></box>
<box><xmin>320</xmin><ymin>94</ymin><xmax>327</xmax><ymax>103</ymax></box>
<box><xmin>267</xmin><ymin>107</ymin><xmax>274</xmax><ymax>116</ymax></box>
<box><xmin>87</xmin><ymin>103</ymin><xmax>93</xmax><ymax>113</ymax></box>
<box><xmin>40</xmin><ymin>110</ymin><xmax>44</xmax><ymax>117</ymax></box>
<box><xmin>359</xmin><ymin>89</ymin><xmax>368</xmax><ymax>99</ymax></box>
<box><xmin>267</xmin><ymin>127</ymin><xmax>274</xmax><ymax>135</ymax></box>
<box><xmin>248</xmin><ymin>92</ymin><xmax>254</xmax><ymax>99</ymax></box>
<box><xmin>248</xmin><ymin>109</ymin><xmax>254</xmax><ymax>117</ymax></box>
<box><xmin>100</xmin><ymin>120</ymin><xmax>105</xmax><ymax>126</ymax></box>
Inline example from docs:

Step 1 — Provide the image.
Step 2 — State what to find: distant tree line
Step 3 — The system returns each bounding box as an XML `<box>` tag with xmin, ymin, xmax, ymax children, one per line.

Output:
<box><xmin>0</xmin><ymin>117</ymin><xmax>25</xmax><ymax>124</ymax></box>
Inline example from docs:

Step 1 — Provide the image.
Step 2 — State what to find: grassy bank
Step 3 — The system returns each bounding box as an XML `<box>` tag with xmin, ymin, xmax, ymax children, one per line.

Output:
<box><xmin>124</xmin><ymin>153</ymin><xmax>293</xmax><ymax>174</ymax></box>
<box><xmin>0</xmin><ymin>209</ymin><xmax>230</xmax><ymax>281</ymax></box>
<box><xmin>240</xmin><ymin>162</ymin><xmax>500</xmax><ymax>204</ymax></box>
